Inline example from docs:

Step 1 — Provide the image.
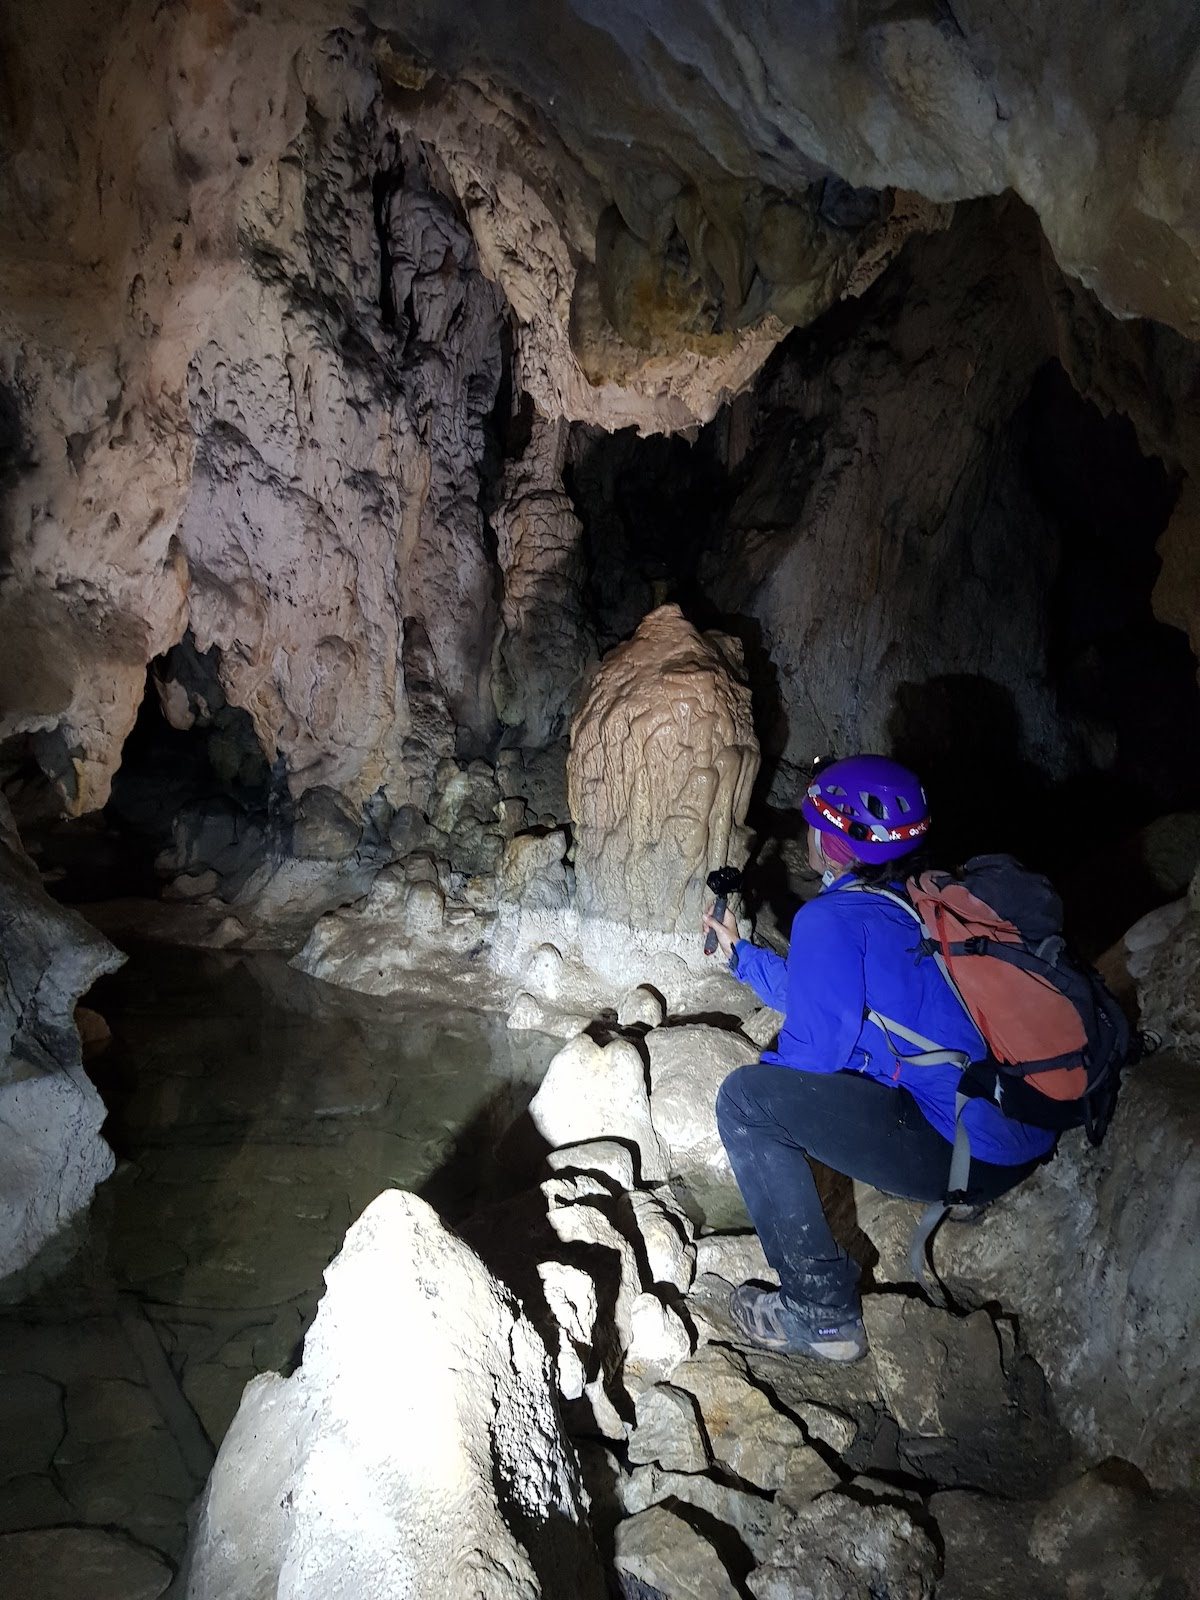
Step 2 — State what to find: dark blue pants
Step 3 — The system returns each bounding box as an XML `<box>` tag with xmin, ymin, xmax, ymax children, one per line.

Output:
<box><xmin>715</xmin><ymin>1063</ymin><xmax>1041</xmax><ymax>1317</ymax></box>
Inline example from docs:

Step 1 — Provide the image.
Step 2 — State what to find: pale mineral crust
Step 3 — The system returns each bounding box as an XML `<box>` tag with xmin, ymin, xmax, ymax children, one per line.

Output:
<box><xmin>567</xmin><ymin>605</ymin><xmax>759</xmax><ymax>937</ymax></box>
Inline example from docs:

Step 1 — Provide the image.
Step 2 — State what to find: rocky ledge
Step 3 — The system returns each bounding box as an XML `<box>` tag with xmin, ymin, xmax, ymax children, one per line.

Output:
<box><xmin>185</xmin><ymin>911</ymin><xmax>1200</xmax><ymax>1598</ymax></box>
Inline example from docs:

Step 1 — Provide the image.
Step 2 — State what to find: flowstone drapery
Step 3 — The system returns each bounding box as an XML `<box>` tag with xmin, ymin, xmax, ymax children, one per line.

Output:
<box><xmin>567</xmin><ymin>605</ymin><xmax>759</xmax><ymax>938</ymax></box>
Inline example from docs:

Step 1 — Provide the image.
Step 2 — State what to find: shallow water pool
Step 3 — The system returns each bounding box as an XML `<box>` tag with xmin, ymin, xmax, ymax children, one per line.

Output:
<box><xmin>0</xmin><ymin>945</ymin><xmax>557</xmax><ymax>1578</ymax></box>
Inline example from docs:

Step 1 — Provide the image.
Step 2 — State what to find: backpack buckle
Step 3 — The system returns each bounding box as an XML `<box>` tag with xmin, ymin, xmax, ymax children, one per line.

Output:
<box><xmin>963</xmin><ymin>935</ymin><xmax>989</xmax><ymax>955</ymax></box>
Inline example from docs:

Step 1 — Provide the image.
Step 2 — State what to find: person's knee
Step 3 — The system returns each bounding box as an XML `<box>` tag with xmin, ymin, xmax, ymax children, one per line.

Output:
<box><xmin>715</xmin><ymin>1063</ymin><xmax>759</xmax><ymax>1137</ymax></box>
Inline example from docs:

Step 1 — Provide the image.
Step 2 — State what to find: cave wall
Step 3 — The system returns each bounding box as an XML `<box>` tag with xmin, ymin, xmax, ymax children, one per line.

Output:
<box><xmin>1</xmin><ymin>0</ymin><xmax>1198</xmax><ymax>847</ymax></box>
<box><xmin>701</xmin><ymin>203</ymin><xmax>1091</xmax><ymax>795</ymax></box>
<box><xmin>0</xmin><ymin>13</ymin><xmax>581</xmax><ymax>815</ymax></box>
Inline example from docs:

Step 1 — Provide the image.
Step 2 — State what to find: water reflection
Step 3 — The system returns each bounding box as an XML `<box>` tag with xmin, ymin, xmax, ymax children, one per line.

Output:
<box><xmin>0</xmin><ymin>945</ymin><xmax>557</xmax><ymax>1568</ymax></box>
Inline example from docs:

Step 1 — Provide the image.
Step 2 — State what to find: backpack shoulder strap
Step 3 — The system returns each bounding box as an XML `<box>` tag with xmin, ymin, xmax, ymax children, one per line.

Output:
<box><xmin>835</xmin><ymin>879</ymin><xmax>924</xmax><ymax>925</ymax></box>
<box><xmin>865</xmin><ymin>1007</ymin><xmax>972</xmax><ymax>1069</ymax></box>
<box><xmin>838</xmin><ymin>879</ymin><xmax>982</xmax><ymax>1042</ymax></box>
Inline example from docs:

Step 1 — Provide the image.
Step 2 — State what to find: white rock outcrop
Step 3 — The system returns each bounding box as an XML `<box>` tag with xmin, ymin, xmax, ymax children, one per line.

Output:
<box><xmin>528</xmin><ymin>1034</ymin><xmax>668</xmax><ymax>1183</ymax></box>
<box><xmin>857</xmin><ymin>1050</ymin><xmax>1200</xmax><ymax>1489</ymax></box>
<box><xmin>646</xmin><ymin>1022</ymin><xmax>753</xmax><ymax>1197</ymax></box>
<box><xmin>614</xmin><ymin>1505</ymin><xmax>742</xmax><ymax>1600</ymax></box>
<box><xmin>184</xmin><ymin>1190</ymin><xmax>604</xmax><ymax>1600</ymax></box>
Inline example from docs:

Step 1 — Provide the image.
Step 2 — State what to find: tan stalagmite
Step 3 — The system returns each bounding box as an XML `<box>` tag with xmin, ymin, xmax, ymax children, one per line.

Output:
<box><xmin>567</xmin><ymin>605</ymin><xmax>759</xmax><ymax>937</ymax></box>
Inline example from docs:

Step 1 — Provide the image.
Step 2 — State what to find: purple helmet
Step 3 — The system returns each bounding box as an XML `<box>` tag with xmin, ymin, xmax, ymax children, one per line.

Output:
<box><xmin>801</xmin><ymin>755</ymin><xmax>930</xmax><ymax>864</ymax></box>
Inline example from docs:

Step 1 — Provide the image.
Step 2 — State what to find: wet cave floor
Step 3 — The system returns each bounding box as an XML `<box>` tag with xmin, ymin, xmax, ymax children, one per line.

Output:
<box><xmin>0</xmin><ymin>946</ymin><xmax>558</xmax><ymax>1576</ymax></box>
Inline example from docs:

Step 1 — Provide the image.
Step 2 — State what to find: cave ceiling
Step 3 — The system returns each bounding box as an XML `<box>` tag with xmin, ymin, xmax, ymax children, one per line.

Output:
<box><xmin>1</xmin><ymin>0</ymin><xmax>1199</xmax><ymax>816</ymax></box>
<box><xmin>372</xmin><ymin>0</ymin><xmax>1200</xmax><ymax>341</ymax></box>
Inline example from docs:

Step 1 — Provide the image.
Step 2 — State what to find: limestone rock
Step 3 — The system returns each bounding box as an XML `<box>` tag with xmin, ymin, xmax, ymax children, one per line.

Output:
<box><xmin>529</xmin><ymin>1034</ymin><xmax>669</xmax><ymax>1182</ymax></box>
<box><xmin>0</xmin><ymin>1528</ymin><xmax>171</xmax><ymax>1600</ymax></box>
<box><xmin>393</xmin><ymin>72</ymin><xmax>787</xmax><ymax>436</ymax></box>
<box><xmin>493</xmin><ymin>414</ymin><xmax>594</xmax><ymax>744</ymax></box>
<box><xmin>291</xmin><ymin>866</ymin><xmax>500</xmax><ymax>1004</ymax></box>
<box><xmin>546</xmin><ymin>1140</ymin><xmax>638</xmax><ymax>1189</ymax></box>
<box><xmin>497</xmin><ymin>829</ymin><xmax>571</xmax><ymax>911</ymax></box>
<box><xmin>704</xmin><ymin>205</ymin><xmax>1075</xmax><ymax>782</ymax></box>
<box><xmin>544</xmin><ymin>1196</ymin><xmax>645</xmax><ymax>1386</ymax></box>
<box><xmin>694</xmin><ymin>1232</ymin><xmax>777</xmax><ymax>1288</ymax></box>
<box><xmin>865</xmin><ymin>1299</ymin><xmax>1007</xmax><ymax>1436</ymax></box>
<box><xmin>1140</xmin><ymin>884</ymin><xmax>1200</xmax><ymax>1059</ymax></box>
<box><xmin>567</xmin><ymin>606</ymin><xmax>759</xmax><ymax>938</ymax></box>
<box><xmin>617</xmin><ymin>1189</ymin><xmax>696</xmax><ymax>1295</ymax></box>
<box><xmin>733</xmin><ymin>1348</ymin><xmax>863</xmax><ymax>1458</ymax></box>
<box><xmin>541</xmin><ymin>1172</ymin><xmax>613</xmax><ymax>1208</ymax></box>
<box><xmin>933</xmin><ymin>1469</ymin><xmax>1200</xmax><ymax>1600</ymax></box>
<box><xmin>1</xmin><ymin>800</ymin><xmax>124</xmax><ymax>1280</ymax></box>
<box><xmin>394</xmin><ymin>4</ymin><xmax>1200</xmax><ymax>343</ymax></box>
<box><xmin>749</xmin><ymin>1496</ymin><xmax>938</xmax><ymax>1600</ymax></box>
<box><xmin>507</xmin><ymin>993</ymin><xmax>593</xmax><ymax>1038</ymax></box>
<box><xmin>857</xmin><ymin>1054</ymin><xmax>1200</xmax><ymax>1488</ymax></box>
<box><xmin>622</xmin><ymin>1464</ymin><xmax>781</xmax><ymax>1561</ymax></box>
<box><xmin>161</xmin><ymin>869</ymin><xmax>220</xmax><ymax>902</ymax></box>
<box><xmin>1125</xmin><ymin>898</ymin><xmax>1190</xmax><ymax>981</ymax></box>
<box><xmin>291</xmin><ymin>786</ymin><xmax>362</xmax><ymax>862</ymax></box>
<box><xmin>614</xmin><ymin>1505</ymin><xmax>742</xmax><ymax>1600</ymax></box>
<box><xmin>862</xmin><ymin>1297</ymin><xmax>1065</xmax><ymax>1493</ymax></box>
<box><xmin>624</xmin><ymin>1292</ymin><xmax>693</xmax><ymax>1390</ymax></box>
<box><xmin>646</xmin><ymin>1023</ymin><xmax>753</xmax><ymax>1196</ymax></box>
<box><xmin>668</xmin><ymin>1346</ymin><xmax>815</xmax><ymax>1492</ymax></box>
<box><xmin>742</xmin><ymin>1007</ymin><xmax>784</xmax><ymax>1049</ymax></box>
<box><xmin>537</xmin><ymin>1258</ymin><xmax>598</xmax><ymax>1401</ymax></box>
<box><xmin>627</xmin><ymin>1384</ymin><xmax>709</xmax><ymax>1473</ymax></box>
<box><xmin>617</xmin><ymin>984</ymin><xmax>667</xmax><ymax>1030</ymax></box>
<box><xmin>184</xmin><ymin>1190</ymin><xmax>604</xmax><ymax>1600</ymax></box>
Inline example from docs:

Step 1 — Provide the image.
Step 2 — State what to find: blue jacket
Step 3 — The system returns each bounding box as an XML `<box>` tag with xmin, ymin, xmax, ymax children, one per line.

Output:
<box><xmin>733</xmin><ymin>874</ymin><xmax>1056</xmax><ymax>1167</ymax></box>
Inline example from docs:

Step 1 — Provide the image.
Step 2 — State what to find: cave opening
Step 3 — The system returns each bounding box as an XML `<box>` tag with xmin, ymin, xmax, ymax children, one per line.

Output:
<box><xmin>32</xmin><ymin>633</ymin><xmax>285</xmax><ymax>907</ymax></box>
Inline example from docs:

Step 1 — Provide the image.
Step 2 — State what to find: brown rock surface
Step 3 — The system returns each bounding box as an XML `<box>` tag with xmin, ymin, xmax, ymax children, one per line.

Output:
<box><xmin>568</xmin><ymin>605</ymin><xmax>759</xmax><ymax>936</ymax></box>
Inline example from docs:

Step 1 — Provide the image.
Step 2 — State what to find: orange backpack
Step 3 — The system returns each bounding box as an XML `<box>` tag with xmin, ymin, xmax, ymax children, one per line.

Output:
<box><xmin>851</xmin><ymin>855</ymin><xmax>1135</xmax><ymax>1296</ymax></box>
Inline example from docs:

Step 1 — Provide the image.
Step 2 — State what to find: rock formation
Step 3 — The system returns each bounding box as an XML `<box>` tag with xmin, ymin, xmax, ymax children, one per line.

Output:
<box><xmin>0</xmin><ymin>800</ymin><xmax>123</xmax><ymax>1281</ymax></box>
<box><xmin>419</xmin><ymin>976</ymin><xmax>1198</xmax><ymax>1596</ymax></box>
<box><xmin>858</xmin><ymin>1017</ymin><xmax>1200</xmax><ymax>1486</ymax></box>
<box><xmin>386</xmin><ymin>1</ymin><xmax>1200</xmax><ymax>342</ymax></box>
<box><xmin>184</xmin><ymin>1190</ymin><xmax>605</xmax><ymax>1600</ymax></box>
<box><xmin>293</xmin><ymin>607</ymin><xmax>762</xmax><ymax>1025</ymax></box>
<box><xmin>492</xmin><ymin>415</ymin><xmax>595</xmax><ymax>746</ymax></box>
<box><xmin>568</xmin><ymin>605</ymin><xmax>759</xmax><ymax>936</ymax></box>
<box><xmin>701</xmin><ymin>201</ymin><xmax>1076</xmax><ymax>786</ymax></box>
<box><xmin>0</xmin><ymin>3</ymin><xmax>980</xmax><ymax>834</ymax></box>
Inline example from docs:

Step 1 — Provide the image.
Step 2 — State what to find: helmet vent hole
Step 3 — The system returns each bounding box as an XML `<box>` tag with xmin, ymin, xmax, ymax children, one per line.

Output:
<box><xmin>896</xmin><ymin>795</ymin><xmax>911</xmax><ymax>813</ymax></box>
<box><xmin>862</xmin><ymin>792</ymin><xmax>888</xmax><ymax>820</ymax></box>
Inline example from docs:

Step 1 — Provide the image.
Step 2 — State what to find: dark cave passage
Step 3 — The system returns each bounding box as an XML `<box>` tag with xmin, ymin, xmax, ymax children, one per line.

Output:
<box><xmin>33</xmin><ymin>634</ymin><xmax>284</xmax><ymax>907</ymax></box>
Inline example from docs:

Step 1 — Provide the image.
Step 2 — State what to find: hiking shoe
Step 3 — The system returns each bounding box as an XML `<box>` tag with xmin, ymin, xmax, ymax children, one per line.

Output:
<box><xmin>728</xmin><ymin>1284</ymin><xmax>868</xmax><ymax>1362</ymax></box>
